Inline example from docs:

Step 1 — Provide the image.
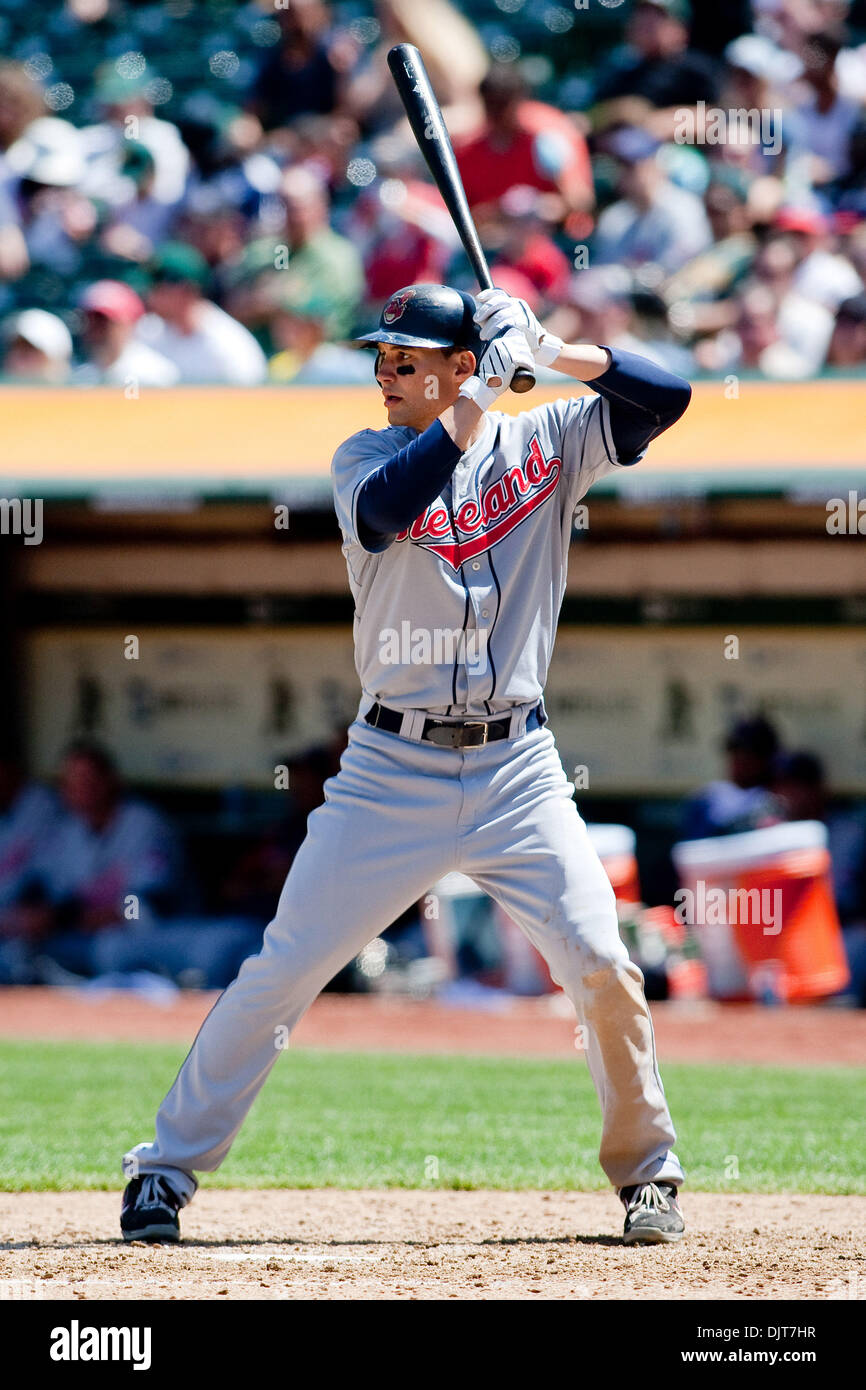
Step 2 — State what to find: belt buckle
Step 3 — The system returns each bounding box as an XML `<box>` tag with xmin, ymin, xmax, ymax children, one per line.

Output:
<box><xmin>461</xmin><ymin>721</ymin><xmax>489</xmax><ymax>748</ymax></box>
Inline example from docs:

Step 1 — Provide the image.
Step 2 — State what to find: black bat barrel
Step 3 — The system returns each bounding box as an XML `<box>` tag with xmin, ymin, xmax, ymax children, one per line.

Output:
<box><xmin>386</xmin><ymin>43</ymin><xmax>535</xmax><ymax>393</ymax></box>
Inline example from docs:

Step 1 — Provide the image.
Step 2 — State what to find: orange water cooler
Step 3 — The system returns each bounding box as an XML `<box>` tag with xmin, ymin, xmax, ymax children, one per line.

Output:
<box><xmin>672</xmin><ymin>821</ymin><xmax>849</xmax><ymax>1003</ymax></box>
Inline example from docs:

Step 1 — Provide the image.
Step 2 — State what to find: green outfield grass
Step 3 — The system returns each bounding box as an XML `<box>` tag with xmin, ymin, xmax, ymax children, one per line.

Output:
<box><xmin>0</xmin><ymin>1040</ymin><xmax>864</xmax><ymax>1193</ymax></box>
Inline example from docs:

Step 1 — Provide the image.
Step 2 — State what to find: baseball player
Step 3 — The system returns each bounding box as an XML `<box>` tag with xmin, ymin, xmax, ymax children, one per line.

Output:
<box><xmin>121</xmin><ymin>283</ymin><xmax>690</xmax><ymax>1246</ymax></box>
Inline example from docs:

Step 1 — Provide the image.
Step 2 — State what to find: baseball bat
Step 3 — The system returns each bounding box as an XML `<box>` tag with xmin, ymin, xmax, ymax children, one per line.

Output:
<box><xmin>387</xmin><ymin>42</ymin><xmax>536</xmax><ymax>393</ymax></box>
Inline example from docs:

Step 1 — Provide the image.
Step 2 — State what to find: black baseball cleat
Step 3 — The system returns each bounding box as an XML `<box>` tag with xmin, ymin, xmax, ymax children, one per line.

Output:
<box><xmin>121</xmin><ymin>1175</ymin><xmax>182</xmax><ymax>1243</ymax></box>
<box><xmin>619</xmin><ymin>1181</ymin><xmax>685</xmax><ymax>1245</ymax></box>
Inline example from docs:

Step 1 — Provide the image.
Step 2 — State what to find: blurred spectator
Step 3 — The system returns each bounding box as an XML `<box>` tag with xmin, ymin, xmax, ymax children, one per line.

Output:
<box><xmin>0</xmin><ymin>740</ymin><xmax>185</xmax><ymax>979</ymax></box>
<box><xmin>267</xmin><ymin>282</ymin><xmax>372</xmax><ymax>383</ymax></box>
<box><xmin>345</xmin><ymin>136</ymin><xmax>457</xmax><ymax>303</ymax></box>
<box><xmin>219</xmin><ymin>744</ymin><xmax>336</xmax><ymax>920</ymax></box>
<box><xmin>834</xmin><ymin>18</ymin><xmax>866</xmax><ymax>104</ymax></box>
<box><xmin>228</xmin><ymin>165</ymin><xmax>363</xmax><ymax>343</ymax></box>
<box><xmin>484</xmin><ymin>265</ymin><xmax>542</xmax><ymax>314</ymax></box>
<box><xmin>718</xmin><ymin>34</ymin><xmax>801</xmax><ymax>174</ymax></box>
<box><xmin>46</xmin><ymin>739</ymin><xmax>186</xmax><ymax>919</ymax></box>
<box><xmin>696</xmin><ymin>231</ymin><xmax>839</xmax><ymax>377</ymax></box>
<box><xmin>247</xmin><ymin>0</ymin><xmax>358</xmax><ymax>132</ymax></box>
<box><xmin>786</xmin><ymin>28</ymin><xmax>863</xmax><ymax>186</ymax></box>
<box><xmin>0</xmin><ymin>740</ymin><xmax>259</xmax><ymax>988</ymax></box>
<box><xmin>4</xmin><ymin>117</ymin><xmax>94</xmax><ymax>277</ymax></box>
<box><xmin>0</xmin><ymin>739</ymin><xmax>262</xmax><ymax>989</ymax></box>
<box><xmin>774</xmin><ymin>748</ymin><xmax>866</xmax><ymax>1004</ymax></box>
<box><xmin>137</xmin><ymin>241</ymin><xmax>267</xmax><ymax>384</ymax></box>
<box><xmin>74</xmin><ymin>280</ymin><xmax>178</xmax><ymax>386</ymax></box>
<box><xmin>281</xmin><ymin>110</ymin><xmax>359</xmax><ymax>190</ymax></box>
<box><xmin>593</xmin><ymin>126</ymin><xmax>713</xmax><ymax>274</ymax></box>
<box><xmin>845</xmin><ymin>220</ymin><xmax>866</xmax><ymax>287</ymax></box>
<box><xmin>662</xmin><ymin>172</ymin><xmax>759</xmax><ymax>318</ymax></box>
<box><xmin>689</xmin><ymin>282</ymin><xmax>763</xmax><ymax>374</ymax></box>
<box><xmin>774</xmin><ymin>750</ymin><xmax>866</xmax><ymax>921</ymax></box>
<box><xmin>0</xmin><ymin>61</ymin><xmax>45</xmax><ymax>158</ymax></box>
<box><xmin>175</xmin><ymin>199</ymin><xmax>250</xmax><ymax>296</ymax></box>
<box><xmin>546</xmin><ymin>265</ymin><xmax>694</xmax><ymax>372</ymax></box>
<box><xmin>827</xmin><ymin>290</ymin><xmax>866</xmax><ymax>363</ymax></box>
<box><xmin>175</xmin><ymin>97</ymin><xmax>283</xmax><ymax>220</ymax></box>
<box><xmin>625</xmin><ymin>288</ymin><xmax>696</xmax><ymax>373</ymax></box>
<box><xmin>454</xmin><ymin>63</ymin><xmax>594</xmax><ymax>227</ymax></box>
<box><xmin>0</xmin><ymin>61</ymin><xmax>45</xmax><ymax>280</ymax></box>
<box><xmin>826</xmin><ymin>116</ymin><xmax>866</xmax><ymax>214</ymax></box>
<box><xmin>98</xmin><ymin>141</ymin><xmax>178</xmax><ymax>264</ymax></box>
<box><xmin>346</xmin><ymin>0</ymin><xmax>487</xmax><ymax>138</ymax></box>
<box><xmin>79</xmin><ymin>65</ymin><xmax>189</xmax><ymax>209</ymax></box>
<box><xmin>774</xmin><ymin>206</ymin><xmax>863</xmax><ymax>309</ymax></box>
<box><xmin>593</xmin><ymin>0</ymin><xmax>722</xmax><ymax>136</ymax></box>
<box><xmin>0</xmin><ymin>752</ymin><xmax>59</xmax><ymax>911</ymax></box>
<box><xmin>2</xmin><ymin>309</ymin><xmax>72</xmax><ymax>381</ymax></box>
<box><xmin>488</xmin><ymin>185</ymin><xmax>572</xmax><ymax>305</ymax></box>
<box><xmin>682</xmin><ymin>715</ymin><xmax>783</xmax><ymax>839</ymax></box>
<box><xmin>546</xmin><ymin>265</ymin><xmax>641</xmax><ymax>350</ymax></box>
<box><xmin>750</xmin><ymin>229</ymin><xmax>838</xmax><ymax>369</ymax></box>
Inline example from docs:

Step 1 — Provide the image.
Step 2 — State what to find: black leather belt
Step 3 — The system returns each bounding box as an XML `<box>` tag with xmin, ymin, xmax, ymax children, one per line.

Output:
<box><xmin>365</xmin><ymin>701</ymin><xmax>544</xmax><ymax>748</ymax></box>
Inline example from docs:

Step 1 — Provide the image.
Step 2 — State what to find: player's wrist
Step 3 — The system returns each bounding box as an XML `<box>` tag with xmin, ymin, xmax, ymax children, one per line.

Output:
<box><xmin>458</xmin><ymin>374</ymin><xmax>501</xmax><ymax>412</ymax></box>
<box><xmin>535</xmin><ymin>332</ymin><xmax>565</xmax><ymax>368</ymax></box>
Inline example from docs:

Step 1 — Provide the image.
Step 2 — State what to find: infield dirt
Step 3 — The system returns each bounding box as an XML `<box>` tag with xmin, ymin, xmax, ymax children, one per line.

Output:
<box><xmin>2</xmin><ymin>1190</ymin><xmax>863</xmax><ymax>1300</ymax></box>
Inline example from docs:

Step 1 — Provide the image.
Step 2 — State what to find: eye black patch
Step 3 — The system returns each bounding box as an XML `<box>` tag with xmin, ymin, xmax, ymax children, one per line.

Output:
<box><xmin>396</xmin><ymin>364</ymin><xmax>416</xmax><ymax>375</ymax></box>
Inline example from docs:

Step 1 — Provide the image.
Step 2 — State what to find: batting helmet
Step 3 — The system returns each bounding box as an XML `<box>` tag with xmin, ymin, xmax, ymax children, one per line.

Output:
<box><xmin>355</xmin><ymin>283</ymin><xmax>481</xmax><ymax>356</ymax></box>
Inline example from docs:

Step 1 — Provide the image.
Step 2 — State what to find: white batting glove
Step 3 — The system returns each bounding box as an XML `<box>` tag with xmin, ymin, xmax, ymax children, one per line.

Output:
<box><xmin>474</xmin><ymin>287</ymin><xmax>564</xmax><ymax>367</ymax></box>
<box><xmin>458</xmin><ymin>327</ymin><xmax>536</xmax><ymax>411</ymax></box>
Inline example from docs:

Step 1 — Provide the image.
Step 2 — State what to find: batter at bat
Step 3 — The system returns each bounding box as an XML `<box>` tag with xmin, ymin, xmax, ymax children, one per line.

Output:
<box><xmin>120</xmin><ymin>283</ymin><xmax>691</xmax><ymax>1247</ymax></box>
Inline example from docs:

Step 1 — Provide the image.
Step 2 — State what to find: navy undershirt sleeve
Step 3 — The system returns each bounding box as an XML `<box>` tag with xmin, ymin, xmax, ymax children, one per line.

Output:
<box><xmin>591</xmin><ymin>346</ymin><xmax>692</xmax><ymax>465</ymax></box>
<box><xmin>356</xmin><ymin>418</ymin><xmax>463</xmax><ymax>551</ymax></box>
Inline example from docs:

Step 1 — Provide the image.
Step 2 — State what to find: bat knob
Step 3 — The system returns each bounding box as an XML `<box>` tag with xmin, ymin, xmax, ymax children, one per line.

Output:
<box><xmin>510</xmin><ymin>367</ymin><xmax>536</xmax><ymax>394</ymax></box>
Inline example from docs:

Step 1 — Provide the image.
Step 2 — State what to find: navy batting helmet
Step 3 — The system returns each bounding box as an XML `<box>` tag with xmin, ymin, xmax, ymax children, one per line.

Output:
<box><xmin>355</xmin><ymin>283</ymin><xmax>481</xmax><ymax>356</ymax></box>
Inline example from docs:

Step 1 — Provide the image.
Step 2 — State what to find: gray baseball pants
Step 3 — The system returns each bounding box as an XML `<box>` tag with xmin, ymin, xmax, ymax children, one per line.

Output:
<box><xmin>124</xmin><ymin>711</ymin><xmax>684</xmax><ymax>1203</ymax></box>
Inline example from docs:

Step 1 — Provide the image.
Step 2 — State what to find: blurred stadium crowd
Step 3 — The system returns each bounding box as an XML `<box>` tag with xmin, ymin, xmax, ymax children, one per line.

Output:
<box><xmin>0</xmin><ymin>0</ymin><xmax>864</xmax><ymax>384</ymax></box>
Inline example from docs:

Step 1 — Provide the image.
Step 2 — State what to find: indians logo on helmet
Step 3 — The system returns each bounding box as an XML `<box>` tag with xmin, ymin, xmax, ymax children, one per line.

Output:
<box><xmin>382</xmin><ymin>289</ymin><xmax>415</xmax><ymax>324</ymax></box>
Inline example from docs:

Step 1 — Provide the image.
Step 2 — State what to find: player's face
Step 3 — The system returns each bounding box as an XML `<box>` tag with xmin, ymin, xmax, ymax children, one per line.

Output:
<box><xmin>374</xmin><ymin>344</ymin><xmax>472</xmax><ymax>429</ymax></box>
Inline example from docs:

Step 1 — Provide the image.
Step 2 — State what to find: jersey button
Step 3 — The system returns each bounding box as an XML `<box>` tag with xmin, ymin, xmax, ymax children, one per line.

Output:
<box><xmin>471</xmin><ymin>561</ymin><xmax>481</xmax><ymax>571</ymax></box>
<box><xmin>481</xmin><ymin>609</ymin><xmax>489</xmax><ymax>618</ymax></box>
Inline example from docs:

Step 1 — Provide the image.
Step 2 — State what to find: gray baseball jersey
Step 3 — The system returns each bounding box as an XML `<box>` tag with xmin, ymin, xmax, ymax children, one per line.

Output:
<box><xmin>332</xmin><ymin>395</ymin><xmax>638</xmax><ymax>715</ymax></box>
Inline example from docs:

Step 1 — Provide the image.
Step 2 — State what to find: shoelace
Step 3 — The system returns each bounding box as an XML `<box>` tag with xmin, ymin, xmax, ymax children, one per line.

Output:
<box><xmin>137</xmin><ymin>1175</ymin><xmax>171</xmax><ymax>1210</ymax></box>
<box><xmin>627</xmin><ymin>1182</ymin><xmax>671</xmax><ymax>1214</ymax></box>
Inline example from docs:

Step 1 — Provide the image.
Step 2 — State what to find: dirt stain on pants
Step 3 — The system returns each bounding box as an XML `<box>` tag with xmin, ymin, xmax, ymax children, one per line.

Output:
<box><xmin>579</xmin><ymin>960</ymin><xmax>683</xmax><ymax>1190</ymax></box>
